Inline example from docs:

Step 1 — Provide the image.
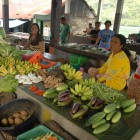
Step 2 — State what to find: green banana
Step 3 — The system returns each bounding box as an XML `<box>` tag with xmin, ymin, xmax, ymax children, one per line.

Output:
<box><xmin>56</xmin><ymin>84</ymin><xmax>68</xmax><ymax>92</ymax></box>
<box><xmin>43</xmin><ymin>92</ymin><xmax>58</xmax><ymax>99</ymax></box>
<box><xmin>44</xmin><ymin>88</ymin><xmax>57</xmax><ymax>95</ymax></box>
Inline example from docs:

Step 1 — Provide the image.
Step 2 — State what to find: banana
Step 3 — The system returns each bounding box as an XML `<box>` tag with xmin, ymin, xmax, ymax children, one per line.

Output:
<box><xmin>70</xmin><ymin>88</ymin><xmax>79</xmax><ymax>95</ymax></box>
<box><xmin>83</xmin><ymin>89</ymin><xmax>93</xmax><ymax>96</ymax></box>
<box><xmin>75</xmin><ymin>84</ymin><xmax>80</xmax><ymax>93</ymax></box>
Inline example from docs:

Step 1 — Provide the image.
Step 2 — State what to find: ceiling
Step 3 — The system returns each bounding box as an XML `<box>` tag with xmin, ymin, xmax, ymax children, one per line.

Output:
<box><xmin>0</xmin><ymin>0</ymin><xmax>65</xmax><ymax>19</ymax></box>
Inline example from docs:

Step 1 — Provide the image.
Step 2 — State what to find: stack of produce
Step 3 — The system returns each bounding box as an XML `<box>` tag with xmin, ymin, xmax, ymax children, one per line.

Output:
<box><xmin>91</xmin><ymin>82</ymin><xmax>127</xmax><ymax>104</ymax></box>
<box><xmin>60</xmin><ymin>64</ymin><xmax>83</xmax><ymax>82</ymax></box>
<box><xmin>70</xmin><ymin>83</ymin><xmax>94</xmax><ymax>101</ymax></box>
<box><xmin>0</xmin><ymin>56</ymin><xmax>41</xmax><ymax>76</ymax></box>
<box><xmin>85</xmin><ymin>98</ymin><xmax>137</xmax><ymax>134</ymax></box>
<box><xmin>0</xmin><ymin>74</ymin><xmax>18</xmax><ymax>93</ymax></box>
<box><xmin>42</xmin><ymin>67</ymin><xmax>66</xmax><ymax>88</ymax></box>
<box><xmin>0</xmin><ymin>43</ymin><xmax>25</xmax><ymax>60</ymax></box>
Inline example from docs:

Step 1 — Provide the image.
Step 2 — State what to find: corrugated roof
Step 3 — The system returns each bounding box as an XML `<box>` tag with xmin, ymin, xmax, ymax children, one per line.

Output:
<box><xmin>0</xmin><ymin>0</ymin><xmax>65</xmax><ymax>19</ymax></box>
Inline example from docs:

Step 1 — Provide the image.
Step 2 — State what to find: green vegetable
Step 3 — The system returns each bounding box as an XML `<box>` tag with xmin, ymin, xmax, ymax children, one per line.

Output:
<box><xmin>92</xmin><ymin>119</ymin><xmax>106</xmax><ymax>128</ymax></box>
<box><xmin>0</xmin><ymin>43</ymin><xmax>25</xmax><ymax>60</ymax></box>
<box><xmin>85</xmin><ymin>112</ymin><xmax>106</xmax><ymax>126</ymax></box>
<box><xmin>111</xmin><ymin>111</ymin><xmax>121</xmax><ymax>123</ymax></box>
<box><xmin>91</xmin><ymin>82</ymin><xmax>126</xmax><ymax>104</ymax></box>
<box><xmin>104</xmin><ymin>103</ymin><xmax>117</xmax><ymax>113</ymax></box>
<box><xmin>121</xmin><ymin>99</ymin><xmax>135</xmax><ymax>109</ymax></box>
<box><xmin>106</xmin><ymin>110</ymin><xmax>116</xmax><ymax>121</ymax></box>
<box><xmin>123</xmin><ymin>103</ymin><xmax>136</xmax><ymax>113</ymax></box>
<box><xmin>0</xmin><ymin>74</ymin><xmax>18</xmax><ymax>93</ymax></box>
<box><xmin>93</xmin><ymin>123</ymin><xmax>110</xmax><ymax>134</ymax></box>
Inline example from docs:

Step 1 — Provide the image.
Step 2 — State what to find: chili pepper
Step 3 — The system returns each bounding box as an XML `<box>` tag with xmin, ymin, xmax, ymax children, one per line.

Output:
<box><xmin>29</xmin><ymin>85</ymin><xmax>39</xmax><ymax>92</ymax></box>
<box><xmin>48</xmin><ymin>136</ymin><xmax>58</xmax><ymax>140</ymax></box>
<box><xmin>34</xmin><ymin>90</ymin><xmax>45</xmax><ymax>96</ymax></box>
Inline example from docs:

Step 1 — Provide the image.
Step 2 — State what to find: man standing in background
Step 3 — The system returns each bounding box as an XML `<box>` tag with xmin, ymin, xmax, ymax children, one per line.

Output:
<box><xmin>60</xmin><ymin>17</ymin><xmax>70</xmax><ymax>43</ymax></box>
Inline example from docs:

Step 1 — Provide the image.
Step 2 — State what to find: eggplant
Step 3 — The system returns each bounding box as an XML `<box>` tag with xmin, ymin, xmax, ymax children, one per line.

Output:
<box><xmin>58</xmin><ymin>92</ymin><xmax>70</xmax><ymax>99</ymax></box>
<box><xmin>71</xmin><ymin>102</ymin><xmax>81</xmax><ymax>114</ymax></box>
<box><xmin>94</xmin><ymin>99</ymin><xmax>104</xmax><ymax>107</ymax></box>
<box><xmin>91</xmin><ymin>97</ymin><xmax>97</xmax><ymax>105</ymax></box>
<box><xmin>58</xmin><ymin>94</ymin><xmax>71</xmax><ymax>102</ymax></box>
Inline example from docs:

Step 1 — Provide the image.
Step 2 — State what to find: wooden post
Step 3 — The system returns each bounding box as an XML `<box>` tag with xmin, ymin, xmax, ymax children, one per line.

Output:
<box><xmin>2</xmin><ymin>0</ymin><xmax>9</xmax><ymax>34</ymax></box>
<box><xmin>113</xmin><ymin>0</ymin><xmax>124</xmax><ymax>34</ymax></box>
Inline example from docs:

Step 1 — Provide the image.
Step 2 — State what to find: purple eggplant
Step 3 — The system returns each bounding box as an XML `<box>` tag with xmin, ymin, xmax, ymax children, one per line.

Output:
<box><xmin>91</xmin><ymin>96</ymin><xmax>97</xmax><ymax>105</ymax></box>
<box><xmin>94</xmin><ymin>99</ymin><xmax>104</xmax><ymax>107</ymax></box>
<box><xmin>58</xmin><ymin>94</ymin><xmax>71</xmax><ymax>102</ymax></box>
<box><xmin>58</xmin><ymin>92</ymin><xmax>70</xmax><ymax>99</ymax></box>
<box><xmin>71</xmin><ymin>102</ymin><xmax>81</xmax><ymax>114</ymax></box>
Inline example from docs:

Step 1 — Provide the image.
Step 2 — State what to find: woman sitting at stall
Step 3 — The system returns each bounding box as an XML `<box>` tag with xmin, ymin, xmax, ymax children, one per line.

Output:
<box><xmin>88</xmin><ymin>34</ymin><xmax>130</xmax><ymax>91</ymax></box>
<box><xmin>24</xmin><ymin>23</ymin><xmax>45</xmax><ymax>54</ymax></box>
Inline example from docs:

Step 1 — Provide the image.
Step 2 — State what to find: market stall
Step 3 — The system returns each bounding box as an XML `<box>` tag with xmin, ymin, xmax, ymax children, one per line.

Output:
<box><xmin>0</xmin><ymin>43</ymin><xmax>140</xmax><ymax>140</ymax></box>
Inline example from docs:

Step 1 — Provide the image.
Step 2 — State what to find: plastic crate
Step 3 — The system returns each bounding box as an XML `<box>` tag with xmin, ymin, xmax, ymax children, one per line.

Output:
<box><xmin>70</xmin><ymin>54</ymin><xmax>89</xmax><ymax>65</ymax></box>
<box><xmin>17</xmin><ymin>125</ymin><xmax>64</xmax><ymax>140</ymax></box>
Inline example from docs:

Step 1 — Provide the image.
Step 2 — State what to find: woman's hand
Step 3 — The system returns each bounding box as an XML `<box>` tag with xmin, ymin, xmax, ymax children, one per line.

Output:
<box><xmin>88</xmin><ymin>67</ymin><xmax>99</xmax><ymax>78</ymax></box>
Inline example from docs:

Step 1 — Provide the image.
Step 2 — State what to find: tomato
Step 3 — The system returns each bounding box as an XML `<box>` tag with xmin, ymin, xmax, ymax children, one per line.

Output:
<box><xmin>48</xmin><ymin>136</ymin><xmax>58</xmax><ymax>140</ymax></box>
<box><xmin>34</xmin><ymin>90</ymin><xmax>45</xmax><ymax>96</ymax></box>
<box><xmin>29</xmin><ymin>86</ymin><xmax>39</xmax><ymax>92</ymax></box>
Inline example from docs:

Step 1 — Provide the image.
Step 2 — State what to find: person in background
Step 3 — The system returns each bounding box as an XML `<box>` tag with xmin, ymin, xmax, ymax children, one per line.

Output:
<box><xmin>84</xmin><ymin>23</ymin><xmax>93</xmax><ymax>35</ymax></box>
<box><xmin>88</xmin><ymin>34</ymin><xmax>130</xmax><ymax>91</ymax></box>
<box><xmin>90</xmin><ymin>21</ymin><xmax>101</xmax><ymax>45</ymax></box>
<box><xmin>60</xmin><ymin>17</ymin><xmax>70</xmax><ymax>43</ymax></box>
<box><xmin>24</xmin><ymin>23</ymin><xmax>45</xmax><ymax>54</ymax></box>
<box><xmin>136</xmin><ymin>30</ymin><xmax>140</xmax><ymax>43</ymax></box>
<box><xmin>94</xmin><ymin>20</ymin><xmax>114</xmax><ymax>50</ymax></box>
<box><xmin>0</xmin><ymin>26</ymin><xmax>6</xmax><ymax>39</ymax></box>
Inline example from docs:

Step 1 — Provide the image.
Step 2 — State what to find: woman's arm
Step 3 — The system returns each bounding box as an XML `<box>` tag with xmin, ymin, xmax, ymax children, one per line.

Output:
<box><xmin>24</xmin><ymin>40</ymin><xmax>30</xmax><ymax>49</ymax></box>
<box><xmin>39</xmin><ymin>41</ymin><xmax>45</xmax><ymax>54</ymax></box>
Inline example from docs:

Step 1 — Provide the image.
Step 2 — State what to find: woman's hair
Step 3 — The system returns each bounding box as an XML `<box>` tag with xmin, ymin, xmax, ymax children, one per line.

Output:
<box><xmin>30</xmin><ymin>23</ymin><xmax>40</xmax><ymax>34</ymax></box>
<box><xmin>104</xmin><ymin>20</ymin><xmax>112</xmax><ymax>25</ymax></box>
<box><xmin>113</xmin><ymin>34</ymin><xmax>131</xmax><ymax>57</ymax></box>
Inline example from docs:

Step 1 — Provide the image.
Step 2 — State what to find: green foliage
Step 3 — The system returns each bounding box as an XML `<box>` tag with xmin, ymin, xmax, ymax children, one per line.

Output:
<box><xmin>85</xmin><ymin>0</ymin><xmax>140</xmax><ymax>26</ymax></box>
<box><xmin>0</xmin><ymin>43</ymin><xmax>25</xmax><ymax>60</ymax></box>
<box><xmin>0</xmin><ymin>74</ymin><xmax>19</xmax><ymax>93</ymax></box>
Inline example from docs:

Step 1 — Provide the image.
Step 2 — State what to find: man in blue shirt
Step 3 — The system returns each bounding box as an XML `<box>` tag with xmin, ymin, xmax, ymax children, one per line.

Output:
<box><xmin>94</xmin><ymin>20</ymin><xmax>114</xmax><ymax>50</ymax></box>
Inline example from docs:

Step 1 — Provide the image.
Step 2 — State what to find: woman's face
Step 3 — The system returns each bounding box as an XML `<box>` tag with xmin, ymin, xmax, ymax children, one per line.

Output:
<box><xmin>31</xmin><ymin>25</ymin><xmax>38</xmax><ymax>34</ymax></box>
<box><xmin>110</xmin><ymin>36</ymin><xmax>123</xmax><ymax>53</ymax></box>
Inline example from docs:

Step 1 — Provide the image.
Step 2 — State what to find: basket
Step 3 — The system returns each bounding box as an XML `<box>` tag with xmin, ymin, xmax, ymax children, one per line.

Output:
<box><xmin>17</xmin><ymin>125</ymin><xmax>64</xmax><ymax>140</ymax></box>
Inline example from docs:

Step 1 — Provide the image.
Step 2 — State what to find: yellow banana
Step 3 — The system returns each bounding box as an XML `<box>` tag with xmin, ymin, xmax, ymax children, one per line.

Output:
<box><xmin>70</xmin><ymin>88</ymin><xmax>78</xmax><ymax>95</ymax></box>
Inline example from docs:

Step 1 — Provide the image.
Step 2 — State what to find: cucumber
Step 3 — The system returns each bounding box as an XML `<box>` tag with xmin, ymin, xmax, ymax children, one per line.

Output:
<box><xmin>121</xmin><ymin>99</ymin><xmax>135</xmax><ymax>109</ymax></box>
<box><xmin>85</xmin><ymin>112</ymin><xmax>106</xmax><ymax>126</ymax></box>
<box><xmin>104</xmin><ymin>103</ymin><xmax>117</xmax><ymax>113</ymax></box>
<box><xmin>92</xmin><ymin>119</ymin><xmax>106</xmax><ymax>128</ymax></box>
<box><xmin>111</xmin><ymin>111</ymin><xmax>121</xmax><ymax>123</ymax></box>
<box><xmin>45</xmin><ymin>88</ymin><xmax>57</xmax><ymax>95</ymax></box>
<box><xmin>106</xmin><ymin>110</ymin><xmax>116</xmax><ymax>121</ymax></box>
<box><xmin>44</xmin><ymin>92</ymin><xmax>58</xmax><ymax>99</ymax></box>
<box><xmin>123</xmin><ymin>103</ymin><xmax>136</xmax><ymax>113</ymax></box>
<box><xmin>56</xmin><ymin>84</ymin><xmax>68</xmax><ymax>92</ymax></box>
<box><xmin>93</xmin><ymin>123</ymin><xmax>110</xmax><ymax>134</ymax></box>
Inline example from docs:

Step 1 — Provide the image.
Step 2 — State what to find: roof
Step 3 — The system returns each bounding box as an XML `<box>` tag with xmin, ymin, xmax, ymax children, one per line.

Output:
<box><xmin>0</xmin><ymin>0</ymin><xmax>65</xmax><ymax>19</ymax></box>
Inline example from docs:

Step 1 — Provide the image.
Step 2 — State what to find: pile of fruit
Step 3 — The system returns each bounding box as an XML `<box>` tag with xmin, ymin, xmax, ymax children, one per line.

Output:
<box><xmin>1</xmin><ymin>110</ymin><xmax>29</xmax><ymax>126</ymax></box>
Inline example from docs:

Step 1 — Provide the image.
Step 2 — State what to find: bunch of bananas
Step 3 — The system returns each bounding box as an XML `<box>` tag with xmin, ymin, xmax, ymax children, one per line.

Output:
<box><xmin>60</xmin><ymin>64</ymin><xmax>72</xmax><ymax>72</ymax></box>
<box><xmin>64</xmin><ymin>69</ymin><xmax>83</xmax><ymax>82</ymax></box>
<box><xmin>70</xmin><ymin>83</ymin><xmax>94</xmax><ymax>101</ymax></box>
<box><xmin>0</xmin><ymin>56</ymin><xmax>41</xmax><ymax>76</ymax></box>
<box><xmin>80</xmin><ymin>78</ymin><xmax>95</xmax><ymax>87</ymax></box>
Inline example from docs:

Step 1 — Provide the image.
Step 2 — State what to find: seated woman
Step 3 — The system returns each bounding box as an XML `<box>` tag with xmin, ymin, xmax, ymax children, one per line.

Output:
<box><xmin>24</xmin><ymin>23</ymin><xmax>45</xmax><ymax>54</ymax></box>
<box><xmin>88</xmin><ymin>34</ymin><xmax>130</xmax><ymax>91</ymax></box>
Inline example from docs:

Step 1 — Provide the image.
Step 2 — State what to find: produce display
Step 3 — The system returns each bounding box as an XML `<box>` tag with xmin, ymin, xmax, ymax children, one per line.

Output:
<box><xmin>1</xmin><ymin>110</ymin><xmax>29</xmax><ymax>126</ymax></box>
<box><xmin>0</xmin><ymin>43</ymin><xmax>138</xmax><ymax>139</ymax></box>
<box><xmin>0</xmin><ymin>74</ymin><xmax>18</xmax><ymax>93</ymax></box>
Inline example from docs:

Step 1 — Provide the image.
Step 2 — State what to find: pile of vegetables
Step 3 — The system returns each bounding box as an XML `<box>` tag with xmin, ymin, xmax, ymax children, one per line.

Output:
<box><xmin>0</xmin><ymin>43</ymin><xmax>25</xmax><ymax>60</ymax></box>
<box><xmin>0</xmin><ymin>74</ymin><xmax>18</xmax><ymax>93</ymax></box>
<box><xmin>91</xmin><ymin>82</ymin><xmax>127</xmax><ymax>104</ymax></box>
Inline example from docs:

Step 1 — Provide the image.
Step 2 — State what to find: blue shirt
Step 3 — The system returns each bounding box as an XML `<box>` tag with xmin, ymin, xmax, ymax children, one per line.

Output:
<box><xmin>98</xmin><ymin>29</ymin><xmax>114</xmax><ymax>50</ymax></box>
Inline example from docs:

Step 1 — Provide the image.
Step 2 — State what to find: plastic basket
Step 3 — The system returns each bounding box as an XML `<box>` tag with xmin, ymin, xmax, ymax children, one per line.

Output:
<box><xmin>17</xmin><ymin>125</ymin><xmax>64</xmax><ymax>140</ymax></box>
<box><xmin>70</xmin><ymin>54</ymin><xmax>89</xmax><ymax>65</ymax></box>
